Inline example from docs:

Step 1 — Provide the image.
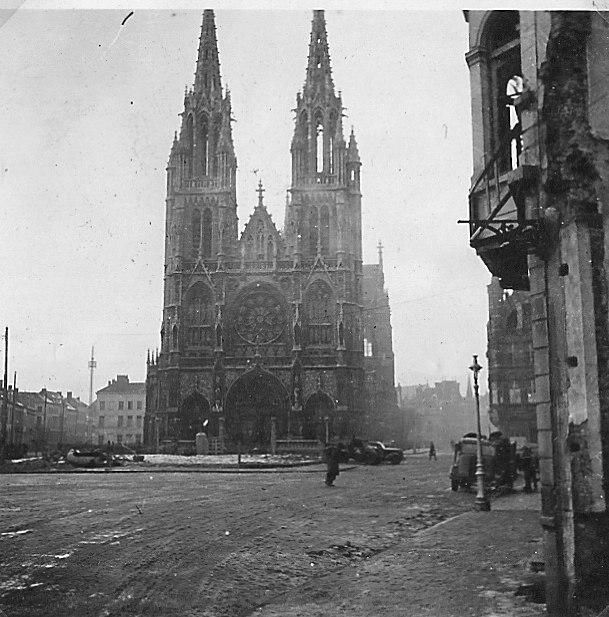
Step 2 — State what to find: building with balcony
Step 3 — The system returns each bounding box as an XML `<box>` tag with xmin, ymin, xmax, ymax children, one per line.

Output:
<box><xmin>145</xmin><ymin>11</ymin><xmax>396</xmax><ymax>452</ymax></box>
<box><xmin>464</xmin><ymin>11</ymin><xmax>609</xmax><ymax>614</ymax></box>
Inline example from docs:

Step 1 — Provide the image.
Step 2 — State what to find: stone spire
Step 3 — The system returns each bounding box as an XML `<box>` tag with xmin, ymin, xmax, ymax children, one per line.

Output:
<box><xmin>304</xmin><ymin>10</ymin><xmax>334</xmax><ymax>96</ymax></box>
<box><xmin>347</xmin><ymin>128</ymin><xmax>360</xmax><ymax>163</ymax></box>
<box><xmin>194</xmin><ymin>10</ymin><xmax>222</xmax><ymax>96</ymax></box>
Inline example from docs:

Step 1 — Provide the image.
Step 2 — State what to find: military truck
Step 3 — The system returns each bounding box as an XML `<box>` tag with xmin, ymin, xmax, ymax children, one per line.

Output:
<box><xmin>450</xmin><ymin>432</ymin><xmax>517</xmax><ymax>492</ymax></box>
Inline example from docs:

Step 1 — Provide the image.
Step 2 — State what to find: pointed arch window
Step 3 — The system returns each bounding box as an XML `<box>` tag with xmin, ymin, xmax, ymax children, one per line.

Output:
<box><xmin>309</xmin><ymin>207</ymin><xmax>318</xmax><ymax>255</ymax></box>
<box><xmin>199</xmin><ymin>115</ymin><xmax>209</xmax><ymax>176</ymax></box>
<box><xmin>202</xmin><ymin>209</ymin><xmax>212</xmax><ymax>259</ymax></box>
<box><xmin>315</xmin><ymin>113</ymin><xmax>324</xmax><ymax>174</ymax></box>
<box><xmin>172</xmin><ymin>325</ymin><xmax>179</xmax><ymax>350</ymax></box>
<box><xmin>192</xmin><ymin>209</ymin><xmax>201</xmax><ymax>256</ymax></box>
<box><xmin>320</xmin><ymin>206</ymin><xmax>330</xmax><ymax>255</ymax></box>
<box><xmin>305</xmin><ymin>281</ymin><xmax>333</xmax><ymax>346</ymax></box>
<box><xmin>185</xmin><ymin>283</ymin><xmax>214</xmax><ymax>347</ymax></box>
<box><xmin>186</xmin><ymin>115</ymin><xmax>194</xmax><ymax>177</ymax></box>
<box><xmin>267</xmin><ymin>236</ymin><xmax>275</xmax><ymax>261</ymax></box>
<box><xmin>328</xmin><ymin>111</ymin><xmax>337</xmax><ymax>175</ymax></box>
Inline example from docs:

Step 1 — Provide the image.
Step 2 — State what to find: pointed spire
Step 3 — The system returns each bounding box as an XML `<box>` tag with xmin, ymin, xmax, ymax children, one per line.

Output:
<box><xmin>377</xmin><ymin>240</ymin><xmax>384</xmax><ymax>269</ymax></box>
<box><xmin>347</xmin><ymin>127</ymin><xmax>360</xmax><ymax>162</ymax></box>
<box><xmin>194</xmin><ymin>10</ymin><xmax>222</xmax><ymax>95</ymax></box>
<box><xmin>304</xmin><ymin>10</ymin><xmax>334</xmax><ymax>94</ymax></box>
<box><xmin>466</xmin><ymin>374</ymin><xmax>473</xmax><ymax>400</ymax></box>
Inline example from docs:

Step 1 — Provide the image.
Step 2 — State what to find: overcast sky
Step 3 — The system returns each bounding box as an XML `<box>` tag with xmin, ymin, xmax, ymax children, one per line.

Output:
<box><xmin>0</xmin><ymin>5</ymin><xmax>503</xmax><ymax>401</ymax></box>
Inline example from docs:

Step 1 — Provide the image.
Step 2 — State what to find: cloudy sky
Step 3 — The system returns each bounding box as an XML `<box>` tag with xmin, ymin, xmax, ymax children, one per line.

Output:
<box><xmin>0</xmin><ymin>4</ymin><xmax>502</xmax><ymax>400</ymax></box>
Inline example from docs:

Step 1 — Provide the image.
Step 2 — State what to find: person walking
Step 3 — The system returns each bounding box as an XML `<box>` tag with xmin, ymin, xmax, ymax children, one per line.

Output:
<box><xmin>429</xmin><ymin>441</ymin><xmax>437</xmax><ymax>461</ymax></box>
<box><xmin>324</xmin><ymin>444</ymin><xmax>340</xmax><ymax>486</ymax></box>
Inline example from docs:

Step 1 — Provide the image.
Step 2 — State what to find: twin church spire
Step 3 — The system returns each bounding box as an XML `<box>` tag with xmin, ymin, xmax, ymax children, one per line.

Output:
<box><xmin>166</xmin><ymin>10</ymin><xmax>362</xmax><ymax>265</ymax></box>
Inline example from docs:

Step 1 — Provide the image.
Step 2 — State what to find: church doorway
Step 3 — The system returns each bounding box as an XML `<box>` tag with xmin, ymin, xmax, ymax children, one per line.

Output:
<box><xmin>303</xmin><ymin>392</ymin><xmax>335</xmax><ymax>442</ymax></box>
<box><xmin>224</xmin><ymin>367</ymin><xmax>289</xmax><ymax>449</ymax></box>
<box><xmin>177</xmin><ymin>392</ymin><xmax>210</xmax><ymax>440</ymax></box>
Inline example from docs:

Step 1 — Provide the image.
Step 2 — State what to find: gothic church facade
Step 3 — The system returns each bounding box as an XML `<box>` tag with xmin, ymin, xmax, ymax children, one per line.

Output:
<box><xmin>145</xmin><ymin>10</ymin><xmax>396</xmax><ymax>450</ymax></box>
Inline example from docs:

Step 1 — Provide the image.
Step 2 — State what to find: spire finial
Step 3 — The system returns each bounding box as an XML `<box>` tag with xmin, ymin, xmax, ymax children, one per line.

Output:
<box><xmin>377</xmin><ymin>240</ymin><xmax>384</xmax><ymax>267</ymax></box>
<box><xmin>256</xmin><ymin>180</ymin><xmax>265</xmax><ymax>208</ymax></box>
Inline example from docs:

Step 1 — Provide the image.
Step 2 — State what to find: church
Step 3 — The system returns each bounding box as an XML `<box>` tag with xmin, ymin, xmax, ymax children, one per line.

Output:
<box><xmin>144</xmin><ymin>10</ymin><xmax>397</xmax><ymax>451</ymax></box>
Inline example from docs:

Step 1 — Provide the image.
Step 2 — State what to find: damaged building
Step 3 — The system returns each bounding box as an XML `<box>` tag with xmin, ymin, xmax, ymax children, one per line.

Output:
<box><xmin>464</xmin><ymin>10</ymin><xmax>609</xmax><ymax>615</ymax></box>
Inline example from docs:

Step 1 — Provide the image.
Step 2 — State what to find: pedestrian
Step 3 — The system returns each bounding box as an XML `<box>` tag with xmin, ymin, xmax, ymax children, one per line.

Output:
<box><xmin>520</xmin><ymin>444</ymin><xmax>535</xmax><ymax>492</ymax></box>
<box><xmin>429</xmin><ymin>441</ymin><xmax>437</xmax><ymax>461</ymax></box>
<box><xmin>324</xmin><ymin>444</ymin><xmax>340</xmax><ymax>486</ymax></box>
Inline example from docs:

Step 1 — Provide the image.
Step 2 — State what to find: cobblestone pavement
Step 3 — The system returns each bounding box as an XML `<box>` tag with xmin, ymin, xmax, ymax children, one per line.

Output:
<box><xmin>0</xmin><ymin>454</ymin><xmax>544</xmax><ymax>616</ymax></box>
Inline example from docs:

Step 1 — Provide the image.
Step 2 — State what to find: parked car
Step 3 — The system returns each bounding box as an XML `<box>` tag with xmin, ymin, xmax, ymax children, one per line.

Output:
<box><xmin>366</xmin><ymin>441</ymin><xmax>404</xmax><ymax>465</ymax></box>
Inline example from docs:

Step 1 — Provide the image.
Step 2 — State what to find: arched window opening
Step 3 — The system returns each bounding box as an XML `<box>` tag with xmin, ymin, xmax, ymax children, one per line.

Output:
<box><xmin>256</xmin><ymin>221</ymin><xmax>265</xmax><ymax>260</ymax></box>
<box><xmin>186</xmin><ymin>115</ymin><xmax>194</xmax><ymax>177</ymax></box>
<box><xmin>267</xmin><ymin>236</ymin><xmax>275</xmax><ymax>261</ymax></box>
<box><xmin>320</xmin><ymin>206</ymin><xmax>330</xmax><ymax>255</ymax></box>
<box><xmin>364</xmin><ymin>337</ymin><xmax>373</xmax><ymax>357</ymax></box>
<box><xmin>202</xmin><ymin>209</ymin><xmax>213</xmax><ymax>259</ymax></box>
<box><xmin>315</xmin><ymin>114</ymin><xmax>324</xmax><ymax>174</ymax></box>
<box><xmin>172</xmin><ymin>325</ymin><xmax>179</xmax><ymax>349</ymax></box>
<box><xmin>486</xmin><ymin>11</ymin><xmax>521</xmax><ymax>173</ymax></box>
<box><xmin>199</xmin><ymin>115</ymin><xmax>209</xmax><ymax>176</ymax></box>
<box><xmin>328</xmin><ymin>111</ymin><xmax>337</xmax><ymax>175</ymax></box>
<box><xmin>192</xmin><ymin>209</ymin><xmax>201</xmax><ymax>256</ymax></box>
<box><xmin>185</xmin><ymin>283</ymin><xmax>213</xmax><ymax>347</ymax></box>
<box><xmin>305</xmin><ymin>281</ymin><xmax>333</xmax><ymax>346</ymax></box>
<box><xmin>309</xmin><ymin>207</ymin><xmax>318</xmax><ymax>255</ymax></box>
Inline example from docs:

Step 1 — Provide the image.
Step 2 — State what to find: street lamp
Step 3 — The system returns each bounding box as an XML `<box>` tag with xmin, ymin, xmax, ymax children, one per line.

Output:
<box><xmin>469</xmin><ymin>355</ymin><xmax>490</xmax><ymax>511</ymax></box>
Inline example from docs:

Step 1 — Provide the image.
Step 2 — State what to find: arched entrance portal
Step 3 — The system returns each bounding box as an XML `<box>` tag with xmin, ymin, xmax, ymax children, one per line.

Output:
<box><xmin>224</xmin><ymin>367</ymin><xmax>290</xmax><ymax>448</ymax></box>
<box><xmin>303</xmin><ymin>392</ymin><xmax>335</xmax><ymax>442</ymax></box>
<box><xmin>177</xmin><ymin>392</ymin><xmax>211</xmax><ymax>440</ymax></box>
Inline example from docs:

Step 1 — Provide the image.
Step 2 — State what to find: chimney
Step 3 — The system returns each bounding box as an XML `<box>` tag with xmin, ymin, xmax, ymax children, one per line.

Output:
<box><xmin>67</xmin><ymin>391</ymin><xmax>72</xmax><ymax>399</ymax></box>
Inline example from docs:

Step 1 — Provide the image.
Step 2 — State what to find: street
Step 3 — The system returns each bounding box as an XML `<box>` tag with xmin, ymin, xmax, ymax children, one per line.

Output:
<box><xmin>1</xmin><ymin>455</ymin><xmax>501</xmax><ymax>616</ymax></box>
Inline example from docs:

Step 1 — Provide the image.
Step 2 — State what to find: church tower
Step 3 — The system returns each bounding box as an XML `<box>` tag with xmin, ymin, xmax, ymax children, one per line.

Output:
<box><xmin>165</xmin><ymin>9</ymin><xmax>238</xmax><ymax>274</ymax></box>
<box><xmin>286</xmin><ymin>10</ymin><xmax>362</xmax><ymax>265</ymax></box>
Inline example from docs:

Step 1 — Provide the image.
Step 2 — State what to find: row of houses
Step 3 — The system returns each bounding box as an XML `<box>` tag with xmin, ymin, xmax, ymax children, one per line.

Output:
<box><xmin>1</xmin><ymin>375</ymin><xmax>146</xmax><ymax>456</ymax></box>
<box><xmin>1</xmin><ymin>387</ymin><xmax>90</xmax><ymax>455</ymax></box>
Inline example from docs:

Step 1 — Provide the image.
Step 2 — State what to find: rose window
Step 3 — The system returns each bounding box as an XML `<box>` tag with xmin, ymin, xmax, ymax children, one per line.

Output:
<box><xmin>236</xmin><ymin>290</ymin><xmax>286</xmax><ymax>344</ymax></box>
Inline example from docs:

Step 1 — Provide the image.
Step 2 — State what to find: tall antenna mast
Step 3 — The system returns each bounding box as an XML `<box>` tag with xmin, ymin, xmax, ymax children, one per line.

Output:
<box><xmin>88</xmin><ymin>346</ymin><xmax>96</xmax><ymax>405</ymax></box>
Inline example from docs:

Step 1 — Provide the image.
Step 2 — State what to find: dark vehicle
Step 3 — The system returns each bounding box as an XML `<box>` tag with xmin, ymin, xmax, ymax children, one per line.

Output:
<box><xmin>65</xmin><ymin>448</ymin><xmax>113</xmax><ymax>468</ymax></box>
<box><xmin>363</xmin><ymin>441</ymin><xmax>404</xmax><ymax>465</ymax></box>
<box><xmin>449</xmin><ymin>432</ymin><xmax>517</xmax><ymax>492</ymax></box>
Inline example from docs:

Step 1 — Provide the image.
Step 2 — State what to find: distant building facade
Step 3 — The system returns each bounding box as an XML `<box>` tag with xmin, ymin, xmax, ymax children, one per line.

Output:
<box><xmin>145</xmin><ymin>11</ymin><xmax>396</xmax><ymax>451</ymax></box>
<box><xmin>486</xmin><ymin>277</ymin><xmax>536</xmax><ymax>441</ymax></box>
<box><xmin>92</xmin><ymin>375</ymin><xmax>145</xmax><ymax>447</ymax></box>
<box><xmin>397</xmin><ymin>379</ymin><xmax>482</xmax><ymax>450</ymax></box>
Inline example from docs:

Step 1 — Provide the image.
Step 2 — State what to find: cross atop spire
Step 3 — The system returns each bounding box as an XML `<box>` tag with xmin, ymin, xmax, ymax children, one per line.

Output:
<box><xmin>256</xmin><ymin>180</ymin><xmax>265</xmax><ymax>208</ymax></box>
<box><xmin>194</xmin><ymin>10</ymin><xmax>222</xmax><ymax>95</ymax></box>
<box><xmin>304</xmin><ymin>10</ymin><xmax>334</xmax><ymax>95</ymax></box>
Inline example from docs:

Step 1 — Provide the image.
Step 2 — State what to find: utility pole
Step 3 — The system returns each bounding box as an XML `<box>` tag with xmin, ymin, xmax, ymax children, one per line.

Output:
<box><xmin>42</xmin><ymin>387</ymin><xmax>47</xmax><ymax>451</ymax></box>
<box><xmin>0</xmin><ymin>327</ymin><xmax>8</xmax><ymax>463</ymax></box>
<box><xmin>88</xmin><ymin>347</ymin><xmax>96</xmax><ymax>405</ymax></box>
<box><xmin>88</xmin><ymin>347</ymin><xmax>96</xmax><ymax>444</ymax></box>
<box><xmin>59</xmin><ymin>396</ymin><xmax>65</xmax><ymax>448</ymax></box>
<box><xmin>9</xmin><ymin>371</ymin><xmax>16</xmax><ymax>447</ymax></box>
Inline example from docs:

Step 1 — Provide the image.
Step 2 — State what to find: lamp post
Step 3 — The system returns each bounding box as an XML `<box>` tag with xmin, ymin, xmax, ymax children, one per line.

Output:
<box><xmin>469</xmin><ymin>355</ymin><xmax>490</xmax><ymax>511</ymax></box>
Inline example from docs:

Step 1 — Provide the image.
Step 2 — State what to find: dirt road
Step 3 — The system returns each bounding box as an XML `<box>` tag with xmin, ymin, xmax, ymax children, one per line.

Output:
<box><xmin>0</xmin><ymin>455</ymin><xmax>480</xmax><ymax>616</ymax></box>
